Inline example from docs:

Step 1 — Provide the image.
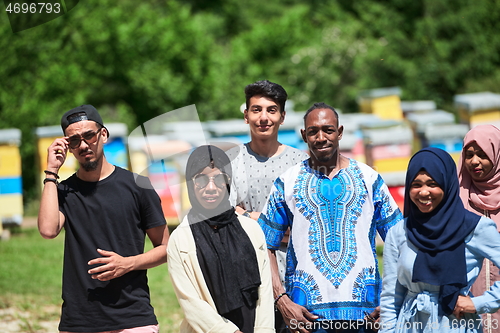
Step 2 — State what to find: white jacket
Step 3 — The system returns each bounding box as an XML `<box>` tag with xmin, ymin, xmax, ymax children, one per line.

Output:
<box><xmin>167</xmin><ymin>214</ymin><xmax>275</xmax><ymax>333</ymax></box>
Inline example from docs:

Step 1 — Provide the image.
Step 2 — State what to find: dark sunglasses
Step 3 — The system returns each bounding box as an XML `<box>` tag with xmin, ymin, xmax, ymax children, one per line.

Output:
<box><xmin>68</xmin><ymin>128</ymin><xmax>102</xmax><ymax>149</ymax></box>
<box><xmin>192</xmin><ymin>173</ymin><xmax>230</xmax><ymax>189</ymax></box>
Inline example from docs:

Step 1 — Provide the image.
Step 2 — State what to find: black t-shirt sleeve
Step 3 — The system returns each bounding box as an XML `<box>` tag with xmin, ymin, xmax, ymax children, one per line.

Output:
<box><xmin>137</xmin><ymin>175</ymin><xmax>167</xmax><ymax>230</ymax></box>
<box><xmin>57</xmin><ymin>177</ymin><xmax>74</xmax><ymax>220</ymax></box>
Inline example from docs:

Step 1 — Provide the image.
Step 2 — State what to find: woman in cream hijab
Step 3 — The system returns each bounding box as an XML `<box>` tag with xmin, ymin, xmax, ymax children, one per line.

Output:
<box><xmin>167</xmin><ymin>145</ymin><xmax>274</xmax><ymax>333</ymax></box>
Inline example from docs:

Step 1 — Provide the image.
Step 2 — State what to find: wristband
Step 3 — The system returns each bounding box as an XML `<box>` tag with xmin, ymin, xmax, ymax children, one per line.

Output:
<box><xmin>44</xmin><ymin>170</ymin><xmax>60</xmax><ymax>179</ymax></box>
<box><xmin>364</xmin><ymin>311</ymin><xmax>376</xmax><ymax>323</ymax></box>
<box><xmin>274</xmin><ymin>292</ymin><xmax>289</xmax><ymax>305</ymax></box>
<box><xmin>43</xmin><ymin>178</ymin><xmax>58</xmax><ymax>185</ymax></box>
<box><xmin>242</xmin><ymin>211</ymin><xmax>251</xmax><ymax>218</ymax></box>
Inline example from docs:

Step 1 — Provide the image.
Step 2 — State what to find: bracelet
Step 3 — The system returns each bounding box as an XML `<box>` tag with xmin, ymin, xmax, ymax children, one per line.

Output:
<box><xmin>274</xmin><ymin>292</ymin><xmax>289</xmax><ymax>305</ymax></box>
<box><xmin>364</xmin><ymin>311</ymin><xmax>376</xmax><ymax>323</ymax></box>
<box><xmin>242</xmin><ymin>211</ymin><xmax>251</xmax><ymax>218</ymax></box>
<box><xmin>44</xmin><ymin>170</ymin><xmax>59</xmax><ymax>179</ymax></box>
<box><xmin>43</xmin><ymin>178</ymin><xmax>58</xmax><ymax>185</ymax></box>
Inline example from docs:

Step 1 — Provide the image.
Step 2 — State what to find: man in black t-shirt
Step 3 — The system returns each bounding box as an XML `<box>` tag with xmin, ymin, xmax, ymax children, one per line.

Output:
<box><xmin>38</xmin><ymin>105</ymin><xmax>169</xmax><ymax>333</ymax></box>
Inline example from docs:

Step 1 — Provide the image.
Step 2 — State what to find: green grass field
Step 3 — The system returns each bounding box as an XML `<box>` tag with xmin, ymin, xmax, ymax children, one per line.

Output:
<box><xmin>0</xmin><ymin>227</ymin><xmax>183</xmax><ymax>332</ymax></box>
<box><xmin>0</xmin><ymin>225</ymin><xmax>385</xmax><ymax>332</ymax></box>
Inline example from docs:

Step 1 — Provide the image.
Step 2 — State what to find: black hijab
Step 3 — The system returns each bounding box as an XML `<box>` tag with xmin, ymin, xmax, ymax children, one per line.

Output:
<box><xmin>186</xmin><ymin>145</ymin><xmax>261</xmax><ymax>316</ymax></box>
<box><xmin>404</xmin><ymin>147</ymin><xmax>481</xmax><ymax>316</ymax></box>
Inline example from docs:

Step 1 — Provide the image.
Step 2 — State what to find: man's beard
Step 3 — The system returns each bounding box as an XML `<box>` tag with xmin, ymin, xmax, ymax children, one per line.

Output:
<box><xmin>81</xmin><ymin>160</ymin><xmax>98</xmax><ymax>171</ymax></box>
<box><xmin>79</xmin><ymin>149</ymin><xmax>102</xmax><ymax>172</ymax></box>
<box><xmin>317</xmin><ymin>155</ymin><xmax>332</xmax><ymax>163</ymax></box>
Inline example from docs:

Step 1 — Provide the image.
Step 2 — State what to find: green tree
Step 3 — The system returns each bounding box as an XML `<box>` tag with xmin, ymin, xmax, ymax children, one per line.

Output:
<box><xmin>0</xmin><ymin>0</ymin><xmax>223</xmax><ymax>201</ymax></box>
<box><xmin>1</xmin><ymin>0</ymin><xmax>500</xmax><ymax>205</ymax></box>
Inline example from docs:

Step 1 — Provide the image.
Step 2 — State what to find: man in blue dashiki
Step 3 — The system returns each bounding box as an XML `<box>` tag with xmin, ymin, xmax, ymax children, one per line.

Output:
<box><xmin>258</xmin><ymin>102</ymin><xmax>403</xmax><ymax>333</ymax></box>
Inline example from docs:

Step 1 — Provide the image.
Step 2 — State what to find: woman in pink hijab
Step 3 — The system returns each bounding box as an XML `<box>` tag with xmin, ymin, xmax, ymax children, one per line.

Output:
<box><xmin>459</xmin><ymin>124</ymin><xmax>500</xmax><ymax>333</ymax></box>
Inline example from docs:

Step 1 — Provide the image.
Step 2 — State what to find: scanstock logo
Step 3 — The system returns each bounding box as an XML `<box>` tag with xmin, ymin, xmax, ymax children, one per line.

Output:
<box><xmin>4</xmin><ymin>0</ymin><xmax>79</xmax><ymax>33</ymax></box>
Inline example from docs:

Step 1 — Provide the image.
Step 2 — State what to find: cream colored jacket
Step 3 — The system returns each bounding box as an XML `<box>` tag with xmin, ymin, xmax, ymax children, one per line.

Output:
<box><xmin>167</xmin><ymin>214</ymin><xmax>275</xmax><ymax>333</ymax></box>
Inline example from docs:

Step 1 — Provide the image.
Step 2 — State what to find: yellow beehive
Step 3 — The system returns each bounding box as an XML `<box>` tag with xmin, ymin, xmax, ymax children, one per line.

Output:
<box><xmin>0</xmin><ymin>145</ymin><xmax>21</xmax><ymax>177</ymax></box>
<box><xmin>455</xmin><ymin>92</ymin><xmax>500</xmax><ymax>127</ymax></box>
<box><xmin>358</xmin><ymin>87</ymin><xmax>404</xmax><ymax>120</ymax></box>
<box><xmin>360</xmin><ymin>95</ymin><xmax>404</xmax><ymax>120</ymax></box>
<box><xmin>0</xmin><ymin>129</ymin><xmax>23</xmax><ymax>226</ymax></box>
<box><xmin>450</xmin><ymin>152</ymin><xmax>461</xmax><ymax>164</ymax></box>
<box><xmin>470</xmin><ymin>110</ymin><xmax>500</xmax><ymax>127</ymax></box>
<box><xmin>373</xmin><ymin>156</ymin><xmax>410</xmax><ymax>173</ymax></box>
<box><xmin>0</xmin><ymin>194</ymin><xmax>23</xmax><ymax>220</ymax></box>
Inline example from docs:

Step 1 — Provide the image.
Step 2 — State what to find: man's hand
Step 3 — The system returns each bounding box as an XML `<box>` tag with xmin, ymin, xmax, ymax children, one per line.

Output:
<box><xmin>276</xmin><ymin>295</ymin><xmax>319</xmax><ymax>333</ymax></box>
<box><xmin>38</xmin><ymin>137</ymin><xmax>69</xmax><ymax>239</ymax></box>
<box><xmin>235</xmin><ymin>206</ymin><xmax>261</xmax><ymax>221</ymax></box>
<box><xmin>249</xmin><ymin>211</ymin><xmax>261</xmax><ymax>220</ymax></box>
<box><xmin>235</xmin><ymin>206</ymin><xmax>246</xmax><ymax>215</ymax></box>
<box><xmin>365</xmin><ymin>306</ymin><xmax>381</xmax><ymax>332</ymax></box>
<box><xmin>47</xmin><ymin>137</ymin><xmax>69</xmax><ymax>172</ymax></box>
<box><xmin>453</xmin><ymin>295</ymin><xmax>476</xmax><ymax>319</ymax></box>
<box><xmin>87</xmin><ymin>249</ymin><xmax>134</xmax><ymax>281</ymax></box>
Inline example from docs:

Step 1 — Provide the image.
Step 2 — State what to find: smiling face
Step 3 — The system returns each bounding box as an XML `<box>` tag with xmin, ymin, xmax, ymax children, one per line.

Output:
<box><xmin>193</xmin><ymin>166</ymin><xmax>228</xmax><ymax>210</ymax></box>
<box><xmin>65</xmin><ymin>120</ymin><xmax>107</xmax><ymax>171</ymax></box>
<box><xmin>463</xmin><ymin>142</ymin><xmax>494</xmax><ymax>181</ymax></box>
<box><xmin>244</xmin><ymin>95</ymin><xmax>284</xmax><ymax>140</ymax></box>
<box><xmin>301</xmin><ymin>108</ymin><xmax>343</xmax><ymax>167</ymax></box>
<box><xmin>409</xmin><ymin>171</ymin><xmax>445</xmax><ymax>213</ymax></box>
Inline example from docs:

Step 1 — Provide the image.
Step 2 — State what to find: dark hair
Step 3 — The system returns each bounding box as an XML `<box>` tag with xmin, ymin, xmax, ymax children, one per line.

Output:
<box><xmin>245</xmin><ymin>80</ymin><xmax>287</xmax><ymax>113</ymax></box>
<box><xmin>303</xmin><ymin>102</ymin><xmax>339</xmax><ymax>126</ymax></box>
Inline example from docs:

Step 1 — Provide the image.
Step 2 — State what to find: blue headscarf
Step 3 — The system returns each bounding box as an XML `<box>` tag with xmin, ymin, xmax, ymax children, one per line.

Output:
<box><xmin>404</xmin><ymin>147</ymin><xmax>481</xmax><ymax>316</ymax></box>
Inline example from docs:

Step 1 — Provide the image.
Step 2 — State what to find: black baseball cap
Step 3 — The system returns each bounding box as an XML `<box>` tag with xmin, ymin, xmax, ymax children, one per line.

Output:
<box><xmin>61</xmin><ymin>105</ymin><xmax>105</xmax><ymax>133</ymax></box>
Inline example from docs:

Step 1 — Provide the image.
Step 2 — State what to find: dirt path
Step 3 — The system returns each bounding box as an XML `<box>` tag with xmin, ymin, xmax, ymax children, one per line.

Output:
<box><xmin>21</xmin><ymin>216</ymin><xmax>38</xmax><ymax>229</ymax></box>
<box><xmin>0</xmin><ymin>306</ymin><xmax>59</xmax><ymax>333</ymax></box>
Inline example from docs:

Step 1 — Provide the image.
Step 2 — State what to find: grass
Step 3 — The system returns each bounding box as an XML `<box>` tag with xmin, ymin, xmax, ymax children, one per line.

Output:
<box><xmin>0</xmin><ymin>227</ymin><xmax>183</xmax><ymax>332</ymax></box>
<box><xmin>0</xmin><ymin>224</ymin><xmax>386</xmax><ymax>332</ymax></box>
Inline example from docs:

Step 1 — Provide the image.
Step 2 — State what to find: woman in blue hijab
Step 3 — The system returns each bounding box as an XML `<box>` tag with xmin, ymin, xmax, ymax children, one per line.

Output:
<box><xmin>380</xmin><ymin>148</ymin><xmax>500</xmax><ymax>333</ymax></box>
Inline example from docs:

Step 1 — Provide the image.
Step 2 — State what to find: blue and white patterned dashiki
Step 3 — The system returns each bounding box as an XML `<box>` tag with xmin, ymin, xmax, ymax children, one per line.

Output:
<box><xmin>258</xmin><ymin>159</ymin><xmax>403</xmax><ymax>321</ymax></box>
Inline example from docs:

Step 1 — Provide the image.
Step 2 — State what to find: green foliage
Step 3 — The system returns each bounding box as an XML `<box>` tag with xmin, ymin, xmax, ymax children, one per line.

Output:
<box><xmin>345</xmin><ymin>0</ymin><xmax>500</xmax><ymax>104</ymax></box>
<box><xmin>1</xmin><ymin>0</ymin><xmax>499</xmax><ymax>201</ymax></box>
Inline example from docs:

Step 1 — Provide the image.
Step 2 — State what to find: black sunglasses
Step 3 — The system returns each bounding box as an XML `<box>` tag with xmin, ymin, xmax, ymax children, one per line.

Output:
<box><xmin>192</xmin><ymin>173</ymin><xmax>230</xmax><ymax>189</ymax></box>
<box><xmin>68</xmin><ymin>128</ymin><xmax>102</xmax><ymax>149</ymax></box>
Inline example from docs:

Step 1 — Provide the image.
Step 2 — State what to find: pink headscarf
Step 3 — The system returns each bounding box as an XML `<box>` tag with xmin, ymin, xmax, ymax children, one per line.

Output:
<box><xmin>458</xmin><ymin>125</ymin><xmax>500</xmax><ymax>227</ymax></box>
